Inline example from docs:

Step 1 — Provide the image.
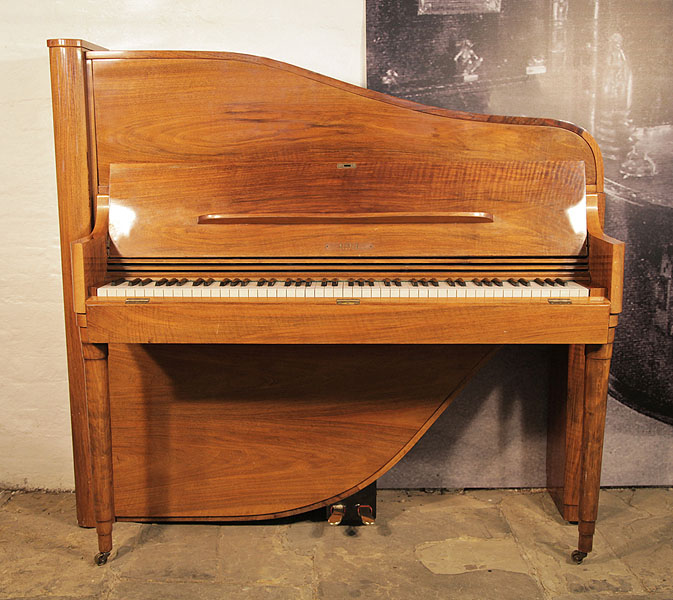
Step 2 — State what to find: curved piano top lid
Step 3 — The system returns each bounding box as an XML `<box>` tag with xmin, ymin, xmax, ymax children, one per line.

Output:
<box><xmin>70</xmin><ymin>43</ymin><xmax>601</xmax><ymax>192</ymax></box>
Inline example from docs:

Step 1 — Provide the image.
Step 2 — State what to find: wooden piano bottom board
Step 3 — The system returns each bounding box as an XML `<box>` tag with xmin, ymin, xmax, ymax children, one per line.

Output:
<box><xmin>108</xmin><ymin>343</ymin><xmax>492</xmax><ymax>520</ymax></box>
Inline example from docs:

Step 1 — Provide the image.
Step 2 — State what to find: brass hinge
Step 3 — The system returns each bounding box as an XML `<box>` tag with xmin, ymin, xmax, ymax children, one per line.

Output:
<box><xmin>125</xmin><ymin>298</ymin><xmax>150</xmax><ymax>304</ymax></box>
<box><xmin>336</xmin><ymin>298</ymin><xmax>360</xmax><ymax>305</ymax></box>
<box><xmin>548</xmin><ymin>298</ymin><xmax>572</xmax><ymax>305</ymax></box>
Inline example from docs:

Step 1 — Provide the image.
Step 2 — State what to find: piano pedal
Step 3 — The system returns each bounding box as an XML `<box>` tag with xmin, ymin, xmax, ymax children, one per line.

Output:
<box><xmin>327</xmin><ymin>504</ymin><xmax>346</xmax><ymax>526</ymax></box>
<box><xmin>325</xmin><ymin>482</ymin><xmax>377</xmax><ymax>526</ymax></box>
<box><xmin>356</xmin><ymin>504</ymin><xmax>375</xmax><ymax>525</ymax></box>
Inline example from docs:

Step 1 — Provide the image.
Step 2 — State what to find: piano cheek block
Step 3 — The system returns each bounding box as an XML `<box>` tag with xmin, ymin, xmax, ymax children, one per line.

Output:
<box><xmin>50</xmin><ymin>39</ymin><xmax>622</xmax><ymax>565</ymax></box>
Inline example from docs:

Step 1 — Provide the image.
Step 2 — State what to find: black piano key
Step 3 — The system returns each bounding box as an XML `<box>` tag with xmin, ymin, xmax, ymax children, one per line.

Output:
<box><xmin>268</xmin><ymin>278</ymin><xmax>277</xmax><ymax>286</ymax></box>
<box><xmin>445</xmin><ymin>278</ymin><xmax>455</xmax><ymax>287</ymax></box>
<box><xmin>481</xmin><ymin>278</ymin><xmax>492</xmax><ymax>287</ymax></box>
<box><xmin>231</xmin><ymin>278</ymin><xmax>241</xmax><ymax>287</ymax></box>
<box><xmin>518</xmin><ymin>278</ymin><xmax>530</xmax><ymax>286</ymax></box>
<box><xmin>429</xmin><ymin>278</ymin><xmax>439</xmax><ymax>287</ymax></box>
<box><xmin>177</xmin><ymin>278</ymin><xmax>189</xmax><ymax>286</ymax></box>
<box><xmin>284</xmin><ymin>279</ymin><xmax>292</xmax><ymax>287</ymax></box>
<box><xmin>544</xmin><ymin>278</ymin><xmax>556</xmax><ymax>286</ymax></box>
<box><xmin>472</xmin><ymin>278</ymin><xmax>483</xmax><ymax>286</ymax></box>
<box><xmin>193</xmin><ymin>278</ymin><xmax>205</xmax><ymax>286</ymax></box>
<box><xmin>155</xmin><ymin>278</ymin><xmax>168</xmax><ymax>286</ymax></box>
<box><xmin>507</xmin><ymin>278</ymin><xmax>519</xmax><ymax>286</ymax></box>
<box><xmin>140</xmin><ymin>278</ymin><xmax>153</xmax><ymax>286</ymax></box>
<box><xmin>306</xmin><ymin>279</ymin><xmax>313</xmax><ymax>287</ymax></box>
<box><xmin>220</xmin><ymin>278</ymin><xmax>231</xmax><ymax>286</ymax></box>
<box><xmin>128</xmin><ymin>277</ymin><xmax>142</xmax><ymax>286</ymax></box>
<box><xmin>357</xmin><ymin>279</ymin><xmax>365</xmax><ymax>287</ymax></box>
<box><xmin>367</xmin><ymin>279</ymin><xmax>375</xmax><ymax>287</ymax></box>
<box><xmin>455</xmin><ymin>278</ymin><xmax>466</xmax><ymax>287</ymax></box>
<box><xmin>410</xmin><ymin>279</ymin><xmax>418</xmax><ymax>287</ymax></box>
<box><xmin>241</xmin><ymin>278</ymin><xmax>251</xmax><ymax>287</ymax></box>
<box><xmin>331</xmin><ymin>278</ymin><xmax>339</xmax><ymax>287</ymax></box>
<box><xmin>166</xmin><ymin>278</ymin><xmax>179</xmax><ymax>286</ymax></box>
<box><xmin>383</xmin><ymin>278</ymin><xmax>391</xmax><ymax>287</ymax></box>
<box><xmin>419</xmin><ymin>278</ymin><xmax>429</xmax><ymax>287</ymax></box>
<box><xmin>393</xmin><ymin>278</ymin><xmax>402</xmax><ymax>287</ymax></box>
<box><xmin>257</xmin><ymin>278</ymin><xmax>266</xmax><ymax>286</ymax></box>
<box><xmin>555</xmin><ymin>278</ymin><xmax>567</xmax><ymax>286</ymax></box>
<box><xmin>295</xmin><ymin>279</ymin><xmax>303</xmax><ymax>287</ymax></box>
<box><xmin>492</xmin><ymin>278</ymin><xmax>503</xmax><ymax>287</ymax></box>
<box><xmin>111</xmin><ymin>277</ymin><xmax>126</xmax><ymax>286</ymax></box>
<box><xmin>348</xmin><ymin>279</ymin><xmax>355</xmax><ymax>287</ymax></box>
<box><xmin>204</xmin><ymin>278</ymin><xmax>215</xmax><ymax>286</ymax></box>
<box><xmin>533</xmin><ymin>278</ymin><xmax>546</xmax><ymax>286</ymax></box>
<box><xmin>321</xmin><ymin>278</ymin><xmax>328</xmax><ymax>287</ymax></box>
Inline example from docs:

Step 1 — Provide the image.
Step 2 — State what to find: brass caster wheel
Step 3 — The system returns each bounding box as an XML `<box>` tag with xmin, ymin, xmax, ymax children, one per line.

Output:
<box><xmin>94</xmin><ymin>551</ymin><xmax>110</xmax><ymax>566</ymax></box>
<box><xmin>571</xmin><ymin>550</ymin><xmax>587</xmax><ymax>564</ymax></box>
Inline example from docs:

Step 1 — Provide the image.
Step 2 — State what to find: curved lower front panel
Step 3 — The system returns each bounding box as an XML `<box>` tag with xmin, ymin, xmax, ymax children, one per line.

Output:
<box><xmin>109</xmin><ymin>344</ymin><xmax>492</xmax><ymax>519</ymax></box>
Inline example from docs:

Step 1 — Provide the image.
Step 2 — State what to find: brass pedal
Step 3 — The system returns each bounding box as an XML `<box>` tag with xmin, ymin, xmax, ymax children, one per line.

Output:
<box><xmin>356</xmin><ymin>504</ymin><xmax>375</xmax><ymax>525</ymax></box>
<box><xmin>328</xmin><ymin>504</ymin><xmax>346</xmax><ymax>526</ymax></box>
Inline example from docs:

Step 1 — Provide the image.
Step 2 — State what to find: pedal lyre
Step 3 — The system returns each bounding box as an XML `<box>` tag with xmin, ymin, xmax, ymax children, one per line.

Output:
<box><xmin>356</xmin><ymin>504</ymin><xmax>375</xmax><ymax>525</ymax></box>
<box><xmin>328</xmin><ymin>504</ymin><xmax>346</xmax><ymax>526</ymax></box>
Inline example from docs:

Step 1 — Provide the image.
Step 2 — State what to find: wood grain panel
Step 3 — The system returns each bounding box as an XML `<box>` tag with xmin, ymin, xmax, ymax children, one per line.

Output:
<box><xmin>48</xmin><ymin>39</ymin><xmax>105</xmax><ymax>527</ymax></box>
<box><xmin>84</xmin><ymin>299</ymin><xmax>612</xmax><ymax>345</ymax></box>
<box><xmin>109</xmin><ymin>344</ymin><xmax>492</xmax><ymax>518</ymax></box>
<box><xmin>90</xmin><ymin>56</ymin><xmax>598</xmax><ymax>188</ymax></box>
<box><xmin>107</xmin><ymin>161</ymin><xmax>587</xmax><ymax>258</ymax></box>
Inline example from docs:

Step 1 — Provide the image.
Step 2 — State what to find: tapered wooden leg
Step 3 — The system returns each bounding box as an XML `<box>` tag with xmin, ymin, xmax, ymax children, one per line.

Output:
<box><xmin>574</xmin><ymin>342</ymin><xmax>612</xmax><ymax>563</ymax></box>
<box><xmin>82</xmin><ymin>343</ymin><xmax>114</xmax><ymax>565</ymax></box>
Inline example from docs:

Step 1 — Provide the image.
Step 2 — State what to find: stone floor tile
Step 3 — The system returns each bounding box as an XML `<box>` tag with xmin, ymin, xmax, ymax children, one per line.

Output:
<box><xmin>217</xmin><ymin>524</ymin><xmax>313</xmax><ymax>586</ymax></box>
<box><xmin>621</xmin><ymin>487</ymin><xmax>673</xmax><ymax>516</ymax></box>
<box><xmin>597</xmin><ymin>513</ymin><xmax>673</xmax><ymax>592</ymax></box>
<box><xmin>317</xmin><ymin>567</ymin><xmax>545</xmax><ymax>600</ymax></box>
<box><xmin>0</xmin><ymin>488</ymin><xmax>670</xmax><ymax>600</ymax></box>
<box><xmin>552</xmin><ymin>594</ymin><xmax>673</xmax><ymax>600</ymax></box>
<box><xmin>107</xmin><ymin>581</ymin><xmax>314</xmax><ymax>600</ymax></box>
<box><xmin>114</xmin><ymin>523</ymin><xmax>222</xmax><ymax>582</ymax></box>
<box><xmin>415</xmin><ymin>536</ymin><xmax>529</xmax><ymax>575</ymax></box>
<box><xmin>0</xmin><ymin>490</ymin><xmax>13</xmax><ymax>507</ymax></box>
<box><xmin>0</xmin><ymin>493</ymin><xmax>109</xmax><ymax>598</ymax></box>
<box><xmin>498</xmin><ymin>492</ymin><xmax>648</xmax><ymax>597</ymax></box>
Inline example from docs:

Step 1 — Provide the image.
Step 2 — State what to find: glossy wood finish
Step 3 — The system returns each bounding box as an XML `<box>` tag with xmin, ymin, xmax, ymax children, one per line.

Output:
<box><xmin>48</xmin><ymin>40</ymin><xmax>624</xmax><ymax>562</ymax></box>
<box><xmin>578</xmin><ymin>342</ymin><xmax>613</xmax><ymax>553</ymax></box>
<box><xmin>48</xmin><ymin>39</ymin><xmax>108</xmax><ymax>527</ymax></box>
<box><xmin>547</xmin><ymin>344</ymin><xmax>584</xmax><ymax>522</ymax></box>
<box><xmin>107</xmin><ymin>161</ymin><xmax>587</xmax><ymax>258</ymax></box>
<box><xmin>82</xmin><ymin>298</ymin><xmax>612</xmax><ymax>345</ymax></box>
<box><xmin>72</xmin><ymin>196</ymin><xmax>109</xmax><ymax>314</ymax></box>
<box><xmin>196</xmin><ymin>211</ymin><xmax>495</xmax><ymax>225</ymax></box>
<box><xmin>587</xmin><ymin>195</ymin><xmax>625</xmax><ymax>313</ymax></box>
<box><xmin>88</xmin><ymin>53</ymin><xmax>599</xmax><ymax>189</ymax></box>
<box><xmin>109</xmin><ymin>344</ymin><xmax>492</xmax><ymax>518</ymax></box>
<box><xmin>82</xmin><ymin>343</ymin><xmax>113</xmax><ymax>553</ymax></box>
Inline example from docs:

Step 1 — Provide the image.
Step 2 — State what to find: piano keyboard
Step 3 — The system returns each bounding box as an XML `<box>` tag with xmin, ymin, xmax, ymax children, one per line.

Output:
<box><xmin>97</xmin><ymin>278</ymin><xmax>590</xmax><ymax>298</ymax></box>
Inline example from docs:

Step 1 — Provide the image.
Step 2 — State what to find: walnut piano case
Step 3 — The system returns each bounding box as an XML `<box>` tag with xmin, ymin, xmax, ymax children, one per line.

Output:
<box><xmin>48</xmin><ymin>39</ymin><xmax>623</xmax><ymax>566</ymax></box>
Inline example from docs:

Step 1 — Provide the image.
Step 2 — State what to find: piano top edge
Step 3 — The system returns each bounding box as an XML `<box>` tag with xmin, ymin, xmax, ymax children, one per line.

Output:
<box><xmin>84</xmin><ymin>49</ymin><xmax>590</xmax><ymax>139</ymax></box>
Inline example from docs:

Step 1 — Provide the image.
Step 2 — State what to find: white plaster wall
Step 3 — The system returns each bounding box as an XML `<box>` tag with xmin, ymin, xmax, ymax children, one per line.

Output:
<box><xmin>0</xmin><ymin>0</ymin><xmax>366</xmax><ymax>490</ymax></box>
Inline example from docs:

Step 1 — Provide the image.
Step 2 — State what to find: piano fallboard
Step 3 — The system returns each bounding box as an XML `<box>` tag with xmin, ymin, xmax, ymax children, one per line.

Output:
<box><xmin>82</xmin><ymin>297</ymin><xmax>612</xmax><ymax>345</ymax></box>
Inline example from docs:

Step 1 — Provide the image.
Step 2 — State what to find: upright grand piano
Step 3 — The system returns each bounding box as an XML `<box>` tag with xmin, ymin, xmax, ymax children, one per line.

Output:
<box><xmin>48</xmin><ymin>39</ymin><xmax>624</xmax><ymax>565</ymax></box>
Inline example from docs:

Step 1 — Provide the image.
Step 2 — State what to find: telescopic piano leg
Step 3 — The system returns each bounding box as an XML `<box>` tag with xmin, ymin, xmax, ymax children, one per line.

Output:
<box><xmin>573</xmin><ymin>342</ymin><xmax>612</xmax><ymax>564</ymax></box>
<box><xmin>82</xmin><ymin>343</ymin><xmax>114</xmax><ymax>565</ymax></box>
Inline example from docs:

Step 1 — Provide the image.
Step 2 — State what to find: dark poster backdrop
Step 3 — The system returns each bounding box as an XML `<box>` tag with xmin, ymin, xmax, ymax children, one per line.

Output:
<box><xmin>367</xmin><ymin>0</ymin><xmax>673</xmax><ymax>428</ymax></box>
